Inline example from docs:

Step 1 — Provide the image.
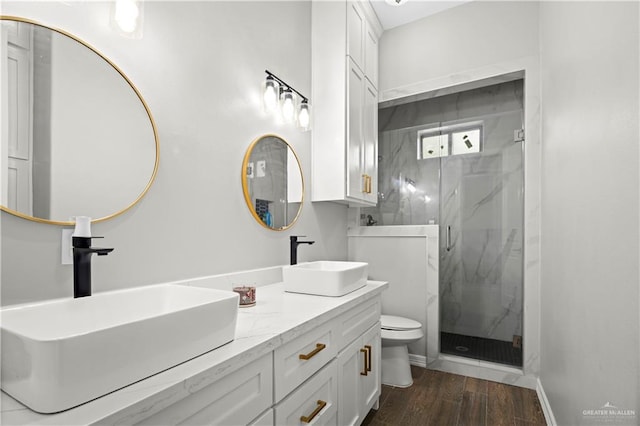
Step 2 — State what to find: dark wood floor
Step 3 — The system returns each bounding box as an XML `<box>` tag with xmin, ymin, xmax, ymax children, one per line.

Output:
<box><xmin>362</xmin><ymin>366</ymin><xmax>547</xmax><ymax>426</ymax></box>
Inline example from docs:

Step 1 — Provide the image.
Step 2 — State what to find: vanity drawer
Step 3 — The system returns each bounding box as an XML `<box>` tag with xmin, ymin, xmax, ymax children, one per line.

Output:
<box><xmin>137</xmin><ymin>352</ymin><xmax>273</xmax><ymax>426</ymax></box>
<box><xmin>274</xmin><ymin>359</ymin><xmax>338</xmax><ymax>426</ymax></box>
<box><xmin>335</xmin><ymin>296</ymin><xmax>381</xmax><ymax>350</ymax></box>
<box><xmin>274</xmin><ymin>319</ymin><xmax>338</xmax><ymax>402</ymax></box>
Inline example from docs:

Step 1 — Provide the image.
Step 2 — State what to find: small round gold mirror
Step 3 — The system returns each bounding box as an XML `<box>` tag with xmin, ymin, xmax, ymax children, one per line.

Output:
<box><xmin>241</xmin><ymin>135</ymin><xmax>304</xmax><ymax>231</ymax></box>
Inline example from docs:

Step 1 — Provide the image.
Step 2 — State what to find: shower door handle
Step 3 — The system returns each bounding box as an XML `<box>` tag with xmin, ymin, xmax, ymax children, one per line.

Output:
<box><xmin>446</xmin><ymin>226</ymin><xmax>452</xmax><ymax>252</ymax></box>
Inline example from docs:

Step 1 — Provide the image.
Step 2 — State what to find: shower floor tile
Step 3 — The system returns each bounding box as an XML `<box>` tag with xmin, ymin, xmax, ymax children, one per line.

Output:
<box><xmin>440</xmin><ymin>332</ymin><xmax>523</xmax><ymax>367</ymax></box>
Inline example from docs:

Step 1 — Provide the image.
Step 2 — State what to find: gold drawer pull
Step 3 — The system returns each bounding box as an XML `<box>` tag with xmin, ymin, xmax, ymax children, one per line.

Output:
<box><xmin>365</xmin><ymin>345</ymin><xmax>372</xmax><ymax>372</ymax></box>
<box><xmin>360</xmin><ymin>347</ymin><xmax>368</xmax><ymax>376</ymax></box>
<box><xmin>362</xmin><ymin>174</ymin><xmax>368</xmax><ymax>193</ymax></box>
<box><xmin>300</xmin><ymin>400</ymin><xmax>327</xmax><ymax>423</ymax></box>
<box><xmin>299</xmin><ymin>343</ymin><xmax>326</xmax><ymax>360</ymax></box>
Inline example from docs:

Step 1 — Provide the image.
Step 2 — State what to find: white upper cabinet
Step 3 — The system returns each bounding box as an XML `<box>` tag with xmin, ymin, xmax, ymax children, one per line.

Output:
<box><xmin>347</xmin><ymin>2</ymin><xmax>365</xmax><ymax>73</ymax></box>
<box><xmin>347</xmin><ymin>1</ymin><xmax>379</xmax><ymax>89</ymax></box>
<box><xmin>364</xmin><ymin>23</ymin><xmax>379</xmax><ymax>87</ymax></box>
<box><xmin>312</xmin><ymin>0</ymin><xmax>382</xmax><ymax>206</ymax></box>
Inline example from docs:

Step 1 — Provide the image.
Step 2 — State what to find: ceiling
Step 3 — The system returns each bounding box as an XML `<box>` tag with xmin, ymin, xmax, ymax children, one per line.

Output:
<box><xmin>369</xmin><ymin>0</ymin><xmax>473</xmax><ymax>30</ymax></box>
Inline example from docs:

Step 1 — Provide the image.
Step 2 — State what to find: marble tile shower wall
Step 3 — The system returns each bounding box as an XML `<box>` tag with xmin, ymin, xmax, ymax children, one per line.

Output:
<box><xmin>365</xmin><ymin>81</ymin><xmax>524</xmax><ymax>343</ymax></box>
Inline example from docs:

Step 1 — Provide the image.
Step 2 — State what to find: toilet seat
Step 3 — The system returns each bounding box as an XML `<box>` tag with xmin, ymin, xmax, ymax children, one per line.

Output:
<box><xmin>381</xmin><ymin>327</ymin><xmax>423</xmax><ymax>341</ymax></box>
<box><xmin>381</xmin><ymin>315</ymin><xmax>421</xmax><ymax>331</ymax></box>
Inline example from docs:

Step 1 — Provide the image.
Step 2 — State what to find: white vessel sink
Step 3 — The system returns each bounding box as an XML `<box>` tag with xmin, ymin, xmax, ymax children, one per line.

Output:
<box><xmin>283</xmin><ymin>261</ymin><xmax>368</xmax><ymax>296</ymax></box>
<box><xmin>0</xmin><ymin>284</ymin><xmax>239</xmax><ymax>413</ymax></box>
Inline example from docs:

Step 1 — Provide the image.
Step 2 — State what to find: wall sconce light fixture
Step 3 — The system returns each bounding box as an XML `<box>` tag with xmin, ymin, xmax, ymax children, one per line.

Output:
<box><xmin>111</xmin><ymin>0</ymin><xmax>144</xmax><ymax>38</ymax></box>
<box><xmin>263</xmin><ymin>70</ymin><xmax>311</xmax><ymax>131</ymax></box>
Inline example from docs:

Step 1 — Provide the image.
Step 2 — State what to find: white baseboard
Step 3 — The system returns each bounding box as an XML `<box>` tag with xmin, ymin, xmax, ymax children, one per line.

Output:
<box><xmin>536</xmin><ymin>378</ymin><xmax>556</xmax><ymax>426</ymax></box>
<box><xmin>409</xmin><ymin>353</ymin><xmax>427</xmax><ymax>368</ymax></box>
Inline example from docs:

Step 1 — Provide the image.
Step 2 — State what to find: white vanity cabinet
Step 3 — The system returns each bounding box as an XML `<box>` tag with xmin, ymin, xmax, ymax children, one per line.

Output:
<box><xmin>273</xmin><ymin>295</ymin><xmax>381</xmax><ymax>426</ymax></box>
<box><xmin>135</xmin><ymin>296</ymin><xmax>382</xmax><ymax>426</ymax></box>
<box><xmin>274</xmin><ymin>360</ymin><xmax>339</xmax><ymax>425</ymax></box>
<box><xmin>136</xmin><ymin>352</ymin><xmax>274</xmax><ymax>426</ymax></box>
<box><xmin>311</xmin><ymin>0</ymin><xmax>382</xmax><ymax>206</ymax></box>
<box><xmin>337</xmin><ymin>323</ymin><xmax>381</xmax><ymax>426</ymax></box>
<box><xmin>273</xmin><ymin>317</ymin><xmax>338</xmax><ymax>402</ymax></box>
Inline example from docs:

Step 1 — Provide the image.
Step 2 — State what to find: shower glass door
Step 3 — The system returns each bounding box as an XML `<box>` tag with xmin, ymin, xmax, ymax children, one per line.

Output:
<box><xmin>364</xmin><ymin>78</ymin><xmax>526</xmax><ymax>367</ymax></box>
<box><xmin>438</xmin><ymin>111</ymin><xmax>524</xmax><ymax>367</ymax></box>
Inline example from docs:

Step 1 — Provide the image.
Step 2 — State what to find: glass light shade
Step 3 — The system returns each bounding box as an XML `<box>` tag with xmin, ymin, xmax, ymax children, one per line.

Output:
<box><xmin>280</xmin><ymin>89</ymin><xmax>296</xmax><ymax>123</ymax></box>
<box><xmin>298</xmin><ymin>100</ymin><xmax>311</xmax><ymax>131</ymax></box>
<box><xmin>263</xmin><ymin>77</ymin><xmax>279</xmax><ymax>113</ymax></box>
<box><xmin>113</xmin><ymin>0</ymin><xmax>143</xmax><ymax>35</ymax></box>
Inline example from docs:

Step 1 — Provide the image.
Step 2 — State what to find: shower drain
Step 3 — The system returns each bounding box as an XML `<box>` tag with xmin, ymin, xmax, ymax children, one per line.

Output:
<box><xmin>455</xmin><ymin>345</ymin><xmax>470</xmax><ymax>352</ymax></box>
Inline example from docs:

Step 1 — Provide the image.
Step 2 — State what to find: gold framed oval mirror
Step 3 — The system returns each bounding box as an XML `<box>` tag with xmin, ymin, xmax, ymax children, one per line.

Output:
<box><xmin>0</xmin><ymin>16</ymin><xmax>159</xmax><ymax>225</ymax></box>
<box><xmin>241</xmin><ymin>134</ymin><xmax>304</xmax><ymax>231</ymax></box>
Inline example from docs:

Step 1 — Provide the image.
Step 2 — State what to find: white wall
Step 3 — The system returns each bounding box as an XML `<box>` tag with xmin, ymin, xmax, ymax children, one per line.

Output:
<box><xmin>0</xmin><ymin>1</ymin><xmax>348</xmax><ymax>305</ymax></box>
<box><xmin>539</xmin><ymin>2</ymin><xmax>639</xmax><ymax>424</ymax></box>
<box><xmin>379</xmin><ymin>1</ymin><xmax>539</xmax><ymax>96</ymax></box>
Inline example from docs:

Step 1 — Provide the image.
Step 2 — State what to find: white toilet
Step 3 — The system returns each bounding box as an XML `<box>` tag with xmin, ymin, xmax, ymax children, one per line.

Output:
<box><xmin>380</xmin><ymin>314</ymin><xmax>424</xmax><ymax>387</ymax></box>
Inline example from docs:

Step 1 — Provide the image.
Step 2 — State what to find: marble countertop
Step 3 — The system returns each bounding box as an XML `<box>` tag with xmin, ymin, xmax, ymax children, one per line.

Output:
<box><xmin>1</xmin><ymin>281</ymin><xmax>387</xmax><ymax>425</ymax></box>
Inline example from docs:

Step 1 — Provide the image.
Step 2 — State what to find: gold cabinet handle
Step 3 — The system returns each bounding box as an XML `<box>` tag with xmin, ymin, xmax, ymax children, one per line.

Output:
<box><xmin>365</xmin><ymin>345</ymin><xmax>372</xmax><ymax>372</ymax></box>
<box><xmin>360</xmin><ymin>347</ymin><xmax>368</xmax><ymax>376</ymax></box>
<box><xmin>361</xmin><ymin>175</ymin><xmax>374</xmax><ymax>194</ymax></box>
<box><xmin>299</xmin><ymin>343</ymin><xmax>326</xmax><ymax>360</ymax></box>
<box><xmin>300</xmin><ymin>400</ymin><xmax>327</xmax><ymax>423</ymax></box>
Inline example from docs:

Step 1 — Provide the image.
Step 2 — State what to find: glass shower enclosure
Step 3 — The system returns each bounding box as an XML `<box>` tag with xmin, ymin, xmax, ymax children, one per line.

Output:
<box><xmin>364</xmin><ymin>79</ymin><xmax>525</xmax><ymax>367</ymax></box>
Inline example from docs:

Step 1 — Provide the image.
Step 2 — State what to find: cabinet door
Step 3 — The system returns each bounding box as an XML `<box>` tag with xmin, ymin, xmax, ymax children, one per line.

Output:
<box><xmin>137</xmin><ymin>353</ymin><xmax>273</xmax><ymax>426</ymax></box>
<box><xmin>346</xmin><ymin>58</ymin><xmax>365</xmax><ymax>202</ymax></box>
<box><xmin>337</xmin><ymin>322</ymin><xmax>382</xmax><ymax>426</ymax></box>
<box><xmin>347</xmin><ymin>1</ymin><xmax>365</xmax><ymax>72</ymax></box>
<box><xmin>249</xmin><ymin>408</ymin><xmax>274</xmax><ymax>426</ymax></box>
<box><xmin>364</xmin><ymin>23</ymin><xmax>378</xmax><ymax>88</ymax></box>
<box><xmin>337</xmin><ymin>337</ymin><xmax>365</xmax><ymax>426</ymax></box>
<box><xmin>360</xmin><ymin>323</ymin><xmax>381</xmax><ymax>413</ymax></box>
<box><xmin>362</xmin><ymin>80</ymin><xmax>378</xmax><ymax>205</ymax></box>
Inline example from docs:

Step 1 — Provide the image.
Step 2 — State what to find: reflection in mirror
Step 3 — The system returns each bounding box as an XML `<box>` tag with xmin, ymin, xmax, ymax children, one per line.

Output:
<box><xmin>0</xmin><ymin>17</ymin><xmax>159</xmax><ymax>224</ymax></box>
<box><xmin>242</xmin><ymin>135</ymin><xmax>304</xmax><ymax>231</ymax></box>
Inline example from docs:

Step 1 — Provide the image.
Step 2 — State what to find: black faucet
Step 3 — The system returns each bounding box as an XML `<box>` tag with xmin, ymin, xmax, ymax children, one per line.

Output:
<box><xmin>72</xmin><ymin>236</ymin><xmax>114</xmax><ymax>298</ymax></box>
<box><xmin>290</xmin><ymin>235</ymin><xmax>315</xmax><ymax>265</ymax></box>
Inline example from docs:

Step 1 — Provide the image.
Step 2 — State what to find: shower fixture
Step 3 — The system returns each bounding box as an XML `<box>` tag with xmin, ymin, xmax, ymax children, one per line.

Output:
<box><xmin>405</xmin><ymin>178</ymin><xmax>417</xmax><ymax>193</ymax></box>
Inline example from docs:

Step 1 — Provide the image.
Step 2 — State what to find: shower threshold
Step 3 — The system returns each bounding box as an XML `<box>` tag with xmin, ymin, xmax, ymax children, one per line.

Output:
<box><xmin>440</xmin><ymin>332</ymin><xmax>523</xmax><ymax>367</ymax></box>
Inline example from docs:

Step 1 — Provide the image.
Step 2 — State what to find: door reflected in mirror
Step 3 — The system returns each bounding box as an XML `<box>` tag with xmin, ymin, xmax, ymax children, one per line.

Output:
<box><xmin>0</xmin><ymin>17</ymin><xmax>159</xmax><ymax>225</ymax></box>
<box><xmin>241</xmin><ymin>135</ymin><xmax>304</xmax><ymax>231</ymax></box>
